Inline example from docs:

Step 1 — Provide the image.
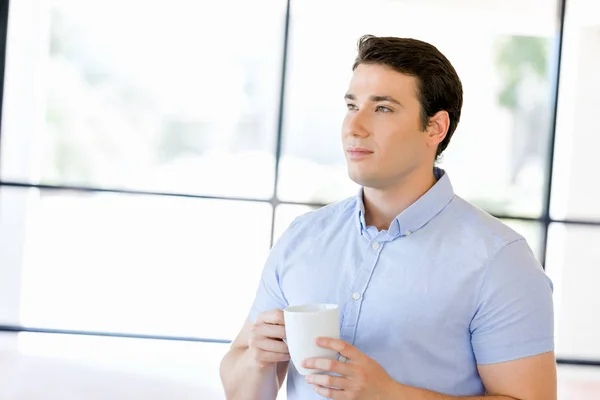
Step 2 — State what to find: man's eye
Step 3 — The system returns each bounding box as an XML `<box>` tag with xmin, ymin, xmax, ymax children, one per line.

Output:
<box><xmin>346</xmin><ymin>103</ymin><xmax>358</xmax><ymax>111</ymax></box>
<box><xmin>376</xmin><ymin>105</ymin><xmax>392</xmax><ymax>113</ymax></box>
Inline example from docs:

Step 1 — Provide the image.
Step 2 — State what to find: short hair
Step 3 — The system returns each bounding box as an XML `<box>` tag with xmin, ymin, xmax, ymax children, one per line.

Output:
<box><xmin>353</xmin><ymin>35</ymin><xmax>464</xmax><ymax>160</ymax></box>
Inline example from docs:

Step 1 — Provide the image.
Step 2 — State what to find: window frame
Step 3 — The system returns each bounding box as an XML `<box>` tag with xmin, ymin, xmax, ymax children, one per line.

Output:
<box><xmin>0</xmin><ymin>0</ymin><xmax>598</xmax><ymax>368</ymax></box>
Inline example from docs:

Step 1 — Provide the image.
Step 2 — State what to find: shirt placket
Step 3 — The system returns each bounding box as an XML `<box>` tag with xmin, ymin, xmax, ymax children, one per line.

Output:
<box><xmin>340</xmin><ymin>234</ymin><xmax>386</xmax><ymax>349</ymax></box>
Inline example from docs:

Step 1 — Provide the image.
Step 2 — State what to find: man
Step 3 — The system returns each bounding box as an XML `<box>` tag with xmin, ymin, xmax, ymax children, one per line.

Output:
<box><xmin>220</xmin><ymin>35</ymin><xmax>556</xmax><ymax>399</ymax></box>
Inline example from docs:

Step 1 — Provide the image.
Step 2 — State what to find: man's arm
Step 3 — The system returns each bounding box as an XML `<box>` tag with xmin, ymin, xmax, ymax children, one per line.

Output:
<box><xmin>306</xmin><ymin>340</ymin><xmax>556</xmax><ymax>399</ymax></box>
<box><xmin>220</xmin><ymin>215</ymin><xmax>304</xmax><ymax>399</ymax></box>
<box><xmin>391</xmin><ymin>352</ymin><xmax>557</xmax><ymax>400</ymax></box>
<box><xmin>220</xmin><ymin>313</ymin><xmax>290</xmax><ymax>400</ymax></box>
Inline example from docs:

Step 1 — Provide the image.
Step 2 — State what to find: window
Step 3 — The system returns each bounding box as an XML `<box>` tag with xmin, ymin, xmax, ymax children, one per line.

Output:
<box><xmin>549</xmin><ymin>0</ymin><xmax>600</xmax><ymax>361</ymax></box>
<box><xmin>1</xmin><ymin>0</ymin><xmax>285</xmax><ymax>199</ymax></box>
<box><xmin>0</xmin><ymin>0</ymin><xmax>286</xmax><ymax>337</ymax></box>
<box><xmin>547</xmin><ymin>224</ymin><xmax>600</xmax><ymax>359</ymax></box>
<box><xmin>279</xmin><ymin>0</ymin><xmax>558</xmax><ymax>218</ymax></box>
<box><xmin>1</xmin><ymin>0</ymin><xmax>599</xmax><ymax>372</ymax></box>
<box><xmin>0</xmin><ymin>187</ymin><xmax>272</xmax><ymax>338</ymax></box>
<box><xmin>551</xmin><ymin>0</ymin><xmax>600</xmax><ymax>222</ymax></box>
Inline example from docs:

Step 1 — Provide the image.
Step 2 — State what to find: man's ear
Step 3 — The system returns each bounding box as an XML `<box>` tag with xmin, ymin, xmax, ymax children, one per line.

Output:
<box><xmin>425</xmin><ymin>110</ymin><xmax>450</xmax><ymax>150</ymax></box>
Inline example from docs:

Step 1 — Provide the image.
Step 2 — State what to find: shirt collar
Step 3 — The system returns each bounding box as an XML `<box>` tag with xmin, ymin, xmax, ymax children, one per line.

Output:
<box><xmin>354</xmin><ymin>167</ymin><xmax>455</xmax><ymax>238</ymax></box>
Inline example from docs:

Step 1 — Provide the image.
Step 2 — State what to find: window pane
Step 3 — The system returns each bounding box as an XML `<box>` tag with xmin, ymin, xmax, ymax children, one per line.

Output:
<box><xmin>0</xmin><ymin>187</ymin><xmax>272</xmax><ymax>339</ymax></box>
<box><xmin>279</xmin><ymin>0</ymin><xmax>557</xmax><ymax>217</ymax></box>
<box><xmin>501</xmin><ymin>219</ymin><xmax>543</xmax><ymax>262</ymax></box>
<box><xmin>546</xmin><ymin>224</ymin><xmax>600</xmax><ymax>359</ymax></box>
<box><xmin>273</xmin><ymin>204</ymin><xmax>318</xmax><ymax>243</ymax></box>
<box><xmin>1</xmin><ymin>0</ymin><xmax>285</xmax><ymax>198</ymax></box>
<box><xmin>551</xmin><ymin>0</ymin><xmax>600</xmax><ymax>221</ymax></box>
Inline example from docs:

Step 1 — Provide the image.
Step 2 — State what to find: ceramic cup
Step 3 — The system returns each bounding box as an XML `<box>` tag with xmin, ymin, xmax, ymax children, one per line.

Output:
<box><xmin>283</xmin><ymin>303</ymin><xmax>340</xmax><ymax>376</ymax></box>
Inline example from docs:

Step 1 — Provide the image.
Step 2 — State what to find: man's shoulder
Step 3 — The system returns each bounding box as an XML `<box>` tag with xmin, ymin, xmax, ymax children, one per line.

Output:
<box><xmin>281</xmin><ymin>196</ymin><xmax>356</xmax><ymax>238</ymax></box>
<box><xmin>444</xmin><ymin>195</ymin><xmax>527</xmax><ymax>254</ymax></box>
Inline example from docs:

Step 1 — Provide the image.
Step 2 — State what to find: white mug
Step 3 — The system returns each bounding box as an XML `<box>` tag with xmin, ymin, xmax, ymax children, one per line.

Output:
<box><xmin>284</xmin><ymin>303</ymin><xmax>340</xmax><ymax>376</ymax></box>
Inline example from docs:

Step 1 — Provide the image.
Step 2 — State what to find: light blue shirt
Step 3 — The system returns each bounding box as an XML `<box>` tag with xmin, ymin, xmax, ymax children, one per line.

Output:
<box><xmin>249</xmin><ymin>168</ymin><xmax>554</xmax><ymax>398</ymax></box>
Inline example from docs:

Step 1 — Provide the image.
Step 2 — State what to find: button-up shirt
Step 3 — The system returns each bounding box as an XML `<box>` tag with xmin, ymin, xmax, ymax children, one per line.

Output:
<box><xmin>249</xmin><ymin>168</ymin><xmax>554</xmax><ymax>398</ymax></box>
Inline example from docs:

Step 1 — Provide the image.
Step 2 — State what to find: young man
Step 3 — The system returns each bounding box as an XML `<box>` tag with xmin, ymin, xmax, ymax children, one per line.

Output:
<box><xmin>220</xmin><ymin>35</ymin><xmax>556</xmax><ymax>399</ymax></box>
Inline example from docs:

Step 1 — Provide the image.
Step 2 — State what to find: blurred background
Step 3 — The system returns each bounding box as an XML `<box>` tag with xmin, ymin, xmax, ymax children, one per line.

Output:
<box><xmin>0</xmin><ymin>0</ymin><xmax>599</xmax><ymax>398</ymax></box>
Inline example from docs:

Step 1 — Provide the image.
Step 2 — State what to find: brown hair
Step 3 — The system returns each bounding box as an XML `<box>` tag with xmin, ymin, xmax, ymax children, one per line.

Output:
<box><xmin>353</xmin><ymin>35</ymin><xmax>463</xmax><ymax>160</ymax></box>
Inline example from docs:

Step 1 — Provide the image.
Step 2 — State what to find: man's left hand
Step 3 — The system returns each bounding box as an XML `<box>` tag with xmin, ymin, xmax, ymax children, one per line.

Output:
<box><xmin>303</xmin><ymin>337</ymin><xmax>398</xmax><ymax>399</ymax></box>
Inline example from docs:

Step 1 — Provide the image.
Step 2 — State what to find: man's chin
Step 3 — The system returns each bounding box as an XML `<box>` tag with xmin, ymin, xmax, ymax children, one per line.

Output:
<box><xmin>348</xmin><ymin>171</ymin><xmax>378</xmax><ymax>188</ymax></box>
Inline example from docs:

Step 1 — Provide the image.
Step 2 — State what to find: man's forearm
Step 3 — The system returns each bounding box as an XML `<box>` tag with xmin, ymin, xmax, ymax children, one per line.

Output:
<box><xmin>219</xmin><ymin>347</ymin><xmax>279</xmax><ymax>400</ymax></box>
<box><xmin>391</xmin><ymin>381</ymin><xmax>517</xmax><ymax>400</ymax></box>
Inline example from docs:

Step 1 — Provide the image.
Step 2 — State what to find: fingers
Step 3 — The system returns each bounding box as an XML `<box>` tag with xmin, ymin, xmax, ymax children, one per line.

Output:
<box><xmin>311</xmin><ymin>383</ymin><xmax>344</xmax><ymax>399</ymax></box>
<box><xmin>316</xmin><ymin>337</ymin><xmax>363</xmax><ymax>362</ymax></box>
<box><xmin>251</xmin><ymin>346</ymin><xmax>291</xmax><ymax>364</ymax></box>
<box><xmin>249</xmin><ymin>336</ymin><xmax>290</xmax><ymax>367</ymax></box>
<box><xmin>303</xmin><ymin>357</ymin><xmax>355</xmax><ymax>377</ymax></box>
<box><xmin>248</xmin><ymin>335</ymin><xmax>291</xmax><ymax>367</ymax></box>
<box><xmin>248</xmin><ymin>309</ymin><xmax>290</xmax><ymax>368</ymax></box>
<box><xmin>252</xmin><ymin>321</ymin><xmax>287</xmax><ymax>341</ymax></box>
<box><xmin>310</xmin><ymin>375</ymin><xmax>348</xmax><ymax>400</ymax></box>
<box><xmin>257</xmin><ymin>309</ymin><xmax>285</xmax><ymax>325</ymax></box>
<box><xmin>252</xmin><ymin>337</ymin><xmax>289</xmax><ymax>354</ymax></box>
<box><xmin>307</xmin><ymin>373</ymin><xmax>351</xmax><ymax>390</ymax></box>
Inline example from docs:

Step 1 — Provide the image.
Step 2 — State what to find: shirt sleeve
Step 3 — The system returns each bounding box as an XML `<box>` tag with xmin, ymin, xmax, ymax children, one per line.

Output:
<box><xmin>470</xmin><ymin>238</ymin><xmax>555</xmax><ymax>365</ymax></box>
<box><xmin>247</xmin><ymin>217</ymin><xmax>302</xmax><ymax>323</ymax></box>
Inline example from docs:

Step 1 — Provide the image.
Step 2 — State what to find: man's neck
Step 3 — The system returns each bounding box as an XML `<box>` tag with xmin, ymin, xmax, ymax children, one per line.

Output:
<box><xmin>362</xmin><ymin>167</ymin><xmax>438</xmax><ymax>231</ymax></box>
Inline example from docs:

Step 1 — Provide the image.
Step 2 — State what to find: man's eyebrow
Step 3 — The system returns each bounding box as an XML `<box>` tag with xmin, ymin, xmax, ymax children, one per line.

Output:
<box><xmin>344</xmin><ymin>93</ymin><xmax>403</xmax><ymax>106</ymax></box>
<box><xmin>370</xmin><ymin>95</ymin><xmax>402</xmax><ymax>106</ymax></box>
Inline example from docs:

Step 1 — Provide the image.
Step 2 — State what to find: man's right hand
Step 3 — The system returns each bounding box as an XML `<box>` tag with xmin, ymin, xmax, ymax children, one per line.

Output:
<box><xmin>248</xmin><ymin>309</ymin><xmax>290</xmax><ymax>369</ymax></box>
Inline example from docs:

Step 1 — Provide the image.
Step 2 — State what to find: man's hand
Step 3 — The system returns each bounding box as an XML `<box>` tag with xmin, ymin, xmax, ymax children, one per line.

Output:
<box><xmin>248</xmin><ymin>309</ymin><xmax>290</xmax><ymax>369</ymax></box>
<box><xmin>302</xmin><ymin>337</ymin><xmax>396</xmax><ymax>399</ymax></box>
<box><xmin>303</xmin><ymin>337</ymin><xmax>556</xmax><ymax>400</ymax></box>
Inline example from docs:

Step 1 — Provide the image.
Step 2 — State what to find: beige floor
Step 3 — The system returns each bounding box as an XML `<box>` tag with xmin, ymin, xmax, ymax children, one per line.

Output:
<box><xmin>0</xmin><ymin>351</ymin><xmax>220</xmax><ymax>399</ymax></box>
<box><xmin>1</xmin><ymin>333</ymin><xmax>599</xmax><ymax>399</ymax></box>
<box><xmin>0</xmin><ymin>332</ymin><xmax>227</xmax><ymax>400</ymax></box>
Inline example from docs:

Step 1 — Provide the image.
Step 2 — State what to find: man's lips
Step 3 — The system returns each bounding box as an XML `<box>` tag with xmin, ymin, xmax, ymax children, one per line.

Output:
<box><xmin>346</xmin><ymin>147</ymin><xmax>374</xmax><ymax>158</ymax></box>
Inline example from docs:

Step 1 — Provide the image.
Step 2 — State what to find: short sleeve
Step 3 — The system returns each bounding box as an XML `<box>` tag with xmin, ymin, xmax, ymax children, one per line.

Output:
<box><xmin>247</xmin><ymin>218</ymin><xmax>301</xmax><ymax>323</ymax></box>
<box><xmin>470</xmin><ymin>238</ymin><xmax>554</xmax><ymax>365</ymax></box>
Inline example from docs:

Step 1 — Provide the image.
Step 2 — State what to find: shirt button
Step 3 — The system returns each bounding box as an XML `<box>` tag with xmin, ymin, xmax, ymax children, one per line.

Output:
<box><xmin>405</xmin><ymin>231</ymin><xmax>412</xmax><ymax>236</ymax></box>
<box><xmin>352</xmin><ymin>292</ymin><xmax>361</xmax><ymax>301</ymax></box>
<box><xmin>371</xmin><ymin>242</ymin><xmax>380</xmax><ymax>250</ymax></box>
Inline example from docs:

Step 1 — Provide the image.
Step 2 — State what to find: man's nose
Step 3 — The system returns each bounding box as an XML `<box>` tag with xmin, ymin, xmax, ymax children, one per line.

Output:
<box><xmin>344</xmin><ymin>112</ymin><xmax>370</xmax><ymax>138</ymax></box>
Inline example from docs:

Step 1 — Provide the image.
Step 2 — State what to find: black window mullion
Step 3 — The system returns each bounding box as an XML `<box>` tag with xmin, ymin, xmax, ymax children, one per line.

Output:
<box><xmin>540</xmin><ymin>0</ymin><xmax>569</xmax><ymax>268</ymax></box>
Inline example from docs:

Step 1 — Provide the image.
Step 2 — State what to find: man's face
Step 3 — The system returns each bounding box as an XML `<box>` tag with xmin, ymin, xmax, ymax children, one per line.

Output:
<box><xmin>342</xmin><ymin>63</ymin><xmax>434</xmax><ymax>189</ymax></box>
